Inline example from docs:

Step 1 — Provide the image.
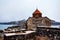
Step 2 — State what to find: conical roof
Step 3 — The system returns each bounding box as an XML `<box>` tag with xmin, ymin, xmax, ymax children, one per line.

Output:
<box><xmin>33</xmin><ymin>9</ymin><xmax>42</xmax><ymax>15</ymax></box>
<box><xmin>32</xmin><ymin>9</ymin><xmax>42</xmax><ymax>17</ymax></box>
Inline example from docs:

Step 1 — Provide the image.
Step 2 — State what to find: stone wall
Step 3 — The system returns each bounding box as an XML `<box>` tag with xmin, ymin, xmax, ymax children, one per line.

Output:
<box><xmin>26</xmin><ymin>17</ymin><xmax>51</xmax><ymax>30</ymax></box>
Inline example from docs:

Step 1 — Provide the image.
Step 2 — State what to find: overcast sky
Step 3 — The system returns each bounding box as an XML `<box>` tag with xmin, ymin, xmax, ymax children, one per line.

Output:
<box><xmin>0</xmin><ymin>0</ymin><xmax>60</xmax><ymax>22</ymax></box>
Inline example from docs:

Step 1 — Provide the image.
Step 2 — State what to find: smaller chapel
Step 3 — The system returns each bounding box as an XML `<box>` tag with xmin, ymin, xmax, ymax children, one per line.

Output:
<box><xmin>26</xmin><ymin>9</ymin><xmax>51</xmax><ymax>30</ymax></box>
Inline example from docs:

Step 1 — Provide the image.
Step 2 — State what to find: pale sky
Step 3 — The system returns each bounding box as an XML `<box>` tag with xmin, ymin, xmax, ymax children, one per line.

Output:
<box><xmin>0</xmin><ymin>0</ymin><xmax>60</xmax><ymax>22</ymax></box>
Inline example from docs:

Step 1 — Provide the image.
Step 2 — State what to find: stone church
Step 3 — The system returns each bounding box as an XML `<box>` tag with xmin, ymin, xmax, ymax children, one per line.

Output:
<box><xmin>26</xmin><ymin>9</ymin><xmax>51</xmax><ymax>30</ymax></box>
